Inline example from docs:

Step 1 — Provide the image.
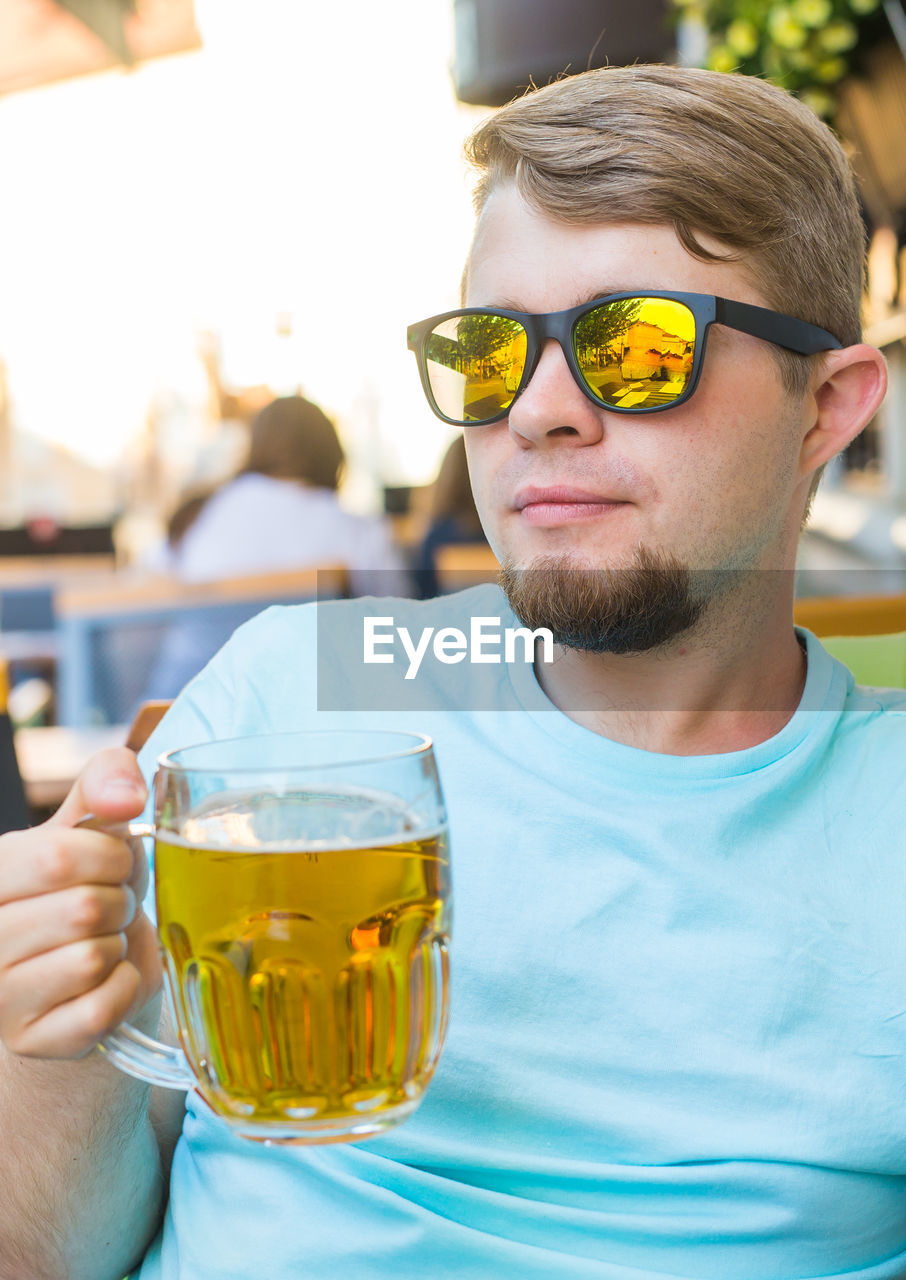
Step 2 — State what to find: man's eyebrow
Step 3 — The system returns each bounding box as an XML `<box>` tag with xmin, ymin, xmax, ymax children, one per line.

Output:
<box><xmin>574</xmin><ymin>286</ymin><xmax>639</xmax><ymax>305</ymax></box>
<box><xmin>472</xmin><ymin>287</ymin><xmax>642</xmax><ymax>313</ymax></box>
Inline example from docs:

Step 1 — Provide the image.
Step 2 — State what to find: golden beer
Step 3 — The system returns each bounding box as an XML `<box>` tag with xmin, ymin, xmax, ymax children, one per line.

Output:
<box><xmin>154</xmin><ymin>788</ymin><xmax>451</xmax><ymax>1142</ymax></box>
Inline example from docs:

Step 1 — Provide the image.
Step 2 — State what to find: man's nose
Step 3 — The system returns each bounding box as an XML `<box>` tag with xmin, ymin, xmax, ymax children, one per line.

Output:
<box><xmin>506</xmin><ymin>339</ymin><xmax>605</xmax><ymax>449</ymax></box>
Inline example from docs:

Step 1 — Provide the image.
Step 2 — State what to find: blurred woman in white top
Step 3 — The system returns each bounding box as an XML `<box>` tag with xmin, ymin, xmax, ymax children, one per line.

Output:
<box><xmin>162</xmin><ymin>395</ymin><xmax>409</xmax><ymax>596</ymax></box>
<box><xmin>140</xmin><ymin>396</ymin><xmax>410</xmax><ymax>702</ymax></box>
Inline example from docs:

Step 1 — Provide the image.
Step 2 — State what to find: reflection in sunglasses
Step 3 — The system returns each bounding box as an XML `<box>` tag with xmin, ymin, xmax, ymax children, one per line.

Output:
<box><xmin>424</xmin><ymin>297</ymin><xmax>697</xmax><ymax>421</ymax></box>
<box><xmin>411</xmin><ymin>289</ymin><xmax>841</xmax><ymax>425</ymax></box>
<box><xmin>426</xmin><ymin>315</ymin><xmax>527</xmax><ymax>423</ymax></box>
<box><xmin>579</xmin><ymin>299</ymin><xmax>694</xmax><ymax>411</ymax></box>
<box><xmin>579</xmin><ymin>301</ymin><xmax>691</xmax><ymax>399</ymax></box>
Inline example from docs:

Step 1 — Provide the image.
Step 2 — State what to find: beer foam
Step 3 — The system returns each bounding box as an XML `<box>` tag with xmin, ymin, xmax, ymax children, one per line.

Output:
<box><xmin>166</xmin><ymin>784</ymin><xmax>446</xmax><ymax>855</ymax></box>
<box><xmin>160</xmin><ymin>825</ymin><xmax>448</xmax><ymax>856</ymax></box>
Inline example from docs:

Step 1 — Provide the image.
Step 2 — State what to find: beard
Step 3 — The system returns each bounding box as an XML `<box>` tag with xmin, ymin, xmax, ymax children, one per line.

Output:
<box><xmin>498</xmin><ymin>545</ymin><xmax>706</xmax><ymax>654</ymax></box>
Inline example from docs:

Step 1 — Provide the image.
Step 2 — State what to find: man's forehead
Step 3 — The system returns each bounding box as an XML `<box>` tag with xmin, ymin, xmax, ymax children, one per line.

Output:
<box><xmin>464</xmin><ymin>195</ymin><xmax>681</xmax><ymax>294</ymax></box>
<box><xmin>462</xmin><ymin>244</ymin><xmax>663</xmax><ymax>310</ymax></box>
<box><xmin>463</xmin><ymin>197</ymin><xmax>762</xmax><ymax>310</ymax></box>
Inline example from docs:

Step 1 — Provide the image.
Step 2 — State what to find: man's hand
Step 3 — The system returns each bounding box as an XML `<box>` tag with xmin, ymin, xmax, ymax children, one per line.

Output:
<box><xmin>0</xmin><ymin>748</ymin><xmax>162</xmax><ymax>1059</ymax></box>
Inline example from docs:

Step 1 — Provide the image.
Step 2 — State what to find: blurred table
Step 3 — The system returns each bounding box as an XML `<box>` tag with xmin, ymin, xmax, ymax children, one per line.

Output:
<box><xmin>15</xmin><ymin>723</ymin><xmax>127</xmax><ymax>811</ymax></box>
<box><xmin>0</xmin><ymin>630</ymin><xmax>59</xmax><ymax>663</ymax></box>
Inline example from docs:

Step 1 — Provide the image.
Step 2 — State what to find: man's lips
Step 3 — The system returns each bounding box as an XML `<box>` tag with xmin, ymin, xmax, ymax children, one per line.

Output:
<box><xmin>513</xmin><ymin>485</ymin><xmax>631</xmax><ymax>526</ymax></box>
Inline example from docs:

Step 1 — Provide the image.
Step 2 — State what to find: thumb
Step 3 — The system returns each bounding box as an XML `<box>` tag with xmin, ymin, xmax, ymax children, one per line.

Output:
<box><xmin>48</xmin><ymin>746</ymin><xmax>148</xmax><ymax>829</ymax></box>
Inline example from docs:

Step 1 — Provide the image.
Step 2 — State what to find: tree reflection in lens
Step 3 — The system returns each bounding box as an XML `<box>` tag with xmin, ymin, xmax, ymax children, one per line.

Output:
<box><xmin>425</xmin><ymin>299</ymin><xmax>697</xmax><ymax>422</ymax></box>
<box><xmin>426</xmin><ymin>315</ymin><xmax>527</xmax><ymax>422</ymax></box>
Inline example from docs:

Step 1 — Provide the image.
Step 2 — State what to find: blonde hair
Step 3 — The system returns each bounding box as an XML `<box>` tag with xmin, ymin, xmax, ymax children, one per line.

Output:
<box><xmin>466</xmin><ymin>64</ymin><xmax>865</xmax><ymax>398</ymax></box>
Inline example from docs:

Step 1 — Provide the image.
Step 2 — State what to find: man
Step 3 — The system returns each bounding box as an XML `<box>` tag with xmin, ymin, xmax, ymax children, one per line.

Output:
<box><xmin>0</xmin><ymin>64</ymin><xmax>900</xmax><ymax>1280</ymax></box>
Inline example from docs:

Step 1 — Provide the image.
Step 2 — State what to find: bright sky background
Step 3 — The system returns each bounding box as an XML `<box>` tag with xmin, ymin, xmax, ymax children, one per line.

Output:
<box><xmin>0</xmin><ymin>0</ymin><xmax>487</xmax><ymax>520</ymax></box>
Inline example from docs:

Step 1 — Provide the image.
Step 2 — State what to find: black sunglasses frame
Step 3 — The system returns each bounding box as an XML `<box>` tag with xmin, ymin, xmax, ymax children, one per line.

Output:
<box><xmin>406</xmin><ymin>290</ymin><xmax>843</xmax><ymax>427</ymax></box>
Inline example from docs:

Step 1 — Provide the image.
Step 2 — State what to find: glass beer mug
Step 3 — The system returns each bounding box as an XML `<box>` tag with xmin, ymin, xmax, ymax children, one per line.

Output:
<box><xmin>98</xmin><ymin>730</ymin><xmax>451</xmax><ymax>1144</ymax></box>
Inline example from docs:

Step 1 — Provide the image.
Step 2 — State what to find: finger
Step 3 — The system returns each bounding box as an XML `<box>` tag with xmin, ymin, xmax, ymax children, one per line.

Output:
<box><xmin>121</xmin><ymin>912</ymin><xmax>164</xmax><ymax>1013</ymax></box>
<box><xmin>73</xmin><ymin>821</ymin><xmax>154</xmax><ymax>905</ymax></box>
<box><xmin>48</xmin><ymin>747</ymin><xmax>147</xmax><ymax>830</ymax></box>
<box><xmin>124</xmin><ymin>830</ymin><xmax>151</xmax><ymax>908</ymax></box>
<box><xmin>0</xmin><ymin>936</ymin><xmax>132</xmax><ymax>1056</ymax></box>
<box><xmin>0</xmin><ymin>884</ymin><xmax>136</xmax><ymax>969</ymax></box>
<box><xmin>0</xmin><ymin>827</ymin><xmax>135</xmax><ymax>906</ymax></box>
<box><xmin>2</xmin><ymin>958</ymin><xmax>143</xmax><ymax>1060</ymax></box>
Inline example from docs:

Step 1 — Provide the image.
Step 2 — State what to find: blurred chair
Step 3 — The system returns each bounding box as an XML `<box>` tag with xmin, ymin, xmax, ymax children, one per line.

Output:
<box><xmin>0</xmin><ymin>523</ymin><xmax>115</xmax><ymax>561</ymax></box>
<box><xmin>0</xmin><ymin>658</ymin><xmax>29</xmax><ymax>832</ymax></box>
<box><xmin>434</xmin><ymin>544</ymin><xmax>500</xmax><ymax>594</ymax></box>
<box><xmin>55</xmin><ymin>566</ymin><xmax>347</xmax><ymax>727</ymax></box>
<box><xmin>126</xmin><ymin>700</ymin><xmax>172</xmax><ymax>752</ymax></box>
<box><xmin>0</xmin><ymin>585</ymin><xmax>56</xmax><ymax>632</ymax></box>
<box><xmin>819</xmin><ymin>632</ymin><xmax>906</xmax><ymax>687</ymax></box>
<box><xmin>0</xmin><ymin>718</ymin><xmax>29</xmax><ymax>831</ymax></box>
<box><xmin>793</xmin><ymin>592</ymin><xmax>906</xmax><ymax>636</ymax></box>
<box><xmin>795</xmin><ymin>593</ymin><xmax>906</xmax><ymax>687</ymax></box>
<box><xmin>412</xmin><ymin>436</ymin><xmax>487</xmax><ymax>597</ymax></box>
<box><xmin>0</xmin><ymin>563</ymin><xmax>118</xmax><ymax>725</ymax></box>
<box><xmin>0</xmin><ymin>525</ymin><xmax>115</xmax><ymax>684</ymax></box>
<box><xmin>0</xmin><ymin>585</ymin><xmax>58</xmax><ymax>714</ymax></box>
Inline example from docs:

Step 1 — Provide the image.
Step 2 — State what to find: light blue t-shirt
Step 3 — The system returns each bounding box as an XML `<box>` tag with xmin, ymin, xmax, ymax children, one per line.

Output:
<box><xmin>133</xmin><ymin>586</ymin><xmax>906</xmax><ymax>1280</ymax></box>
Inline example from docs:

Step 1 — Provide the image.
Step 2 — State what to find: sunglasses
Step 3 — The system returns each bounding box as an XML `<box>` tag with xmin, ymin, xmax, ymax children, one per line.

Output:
<box><xmin>407</xmin><ymin>291</ymin><xmax>842</xmax><ymax>426</ymax></box>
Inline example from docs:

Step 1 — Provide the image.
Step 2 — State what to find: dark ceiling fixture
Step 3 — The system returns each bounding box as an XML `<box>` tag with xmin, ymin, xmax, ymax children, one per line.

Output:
<box><xmin>0</xmin><ymin>0</ymin><xmax>201</xmax><ymax>98</ymax></box>
<box><xmin>53</xmin><ymin>0</ymin><xmax>135</xmax><ymax>64</ymax></box>
<box><xmin>451</xmin><ymin>0</ymin><xmax>673</xmax><ymax>107</ymax></box>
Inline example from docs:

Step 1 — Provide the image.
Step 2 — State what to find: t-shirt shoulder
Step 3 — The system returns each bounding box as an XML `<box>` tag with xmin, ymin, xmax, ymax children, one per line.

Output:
<box><xmin>843</xmin><ymin>678</ymin><xmax>906</xmax><ymax>716</ymax></box>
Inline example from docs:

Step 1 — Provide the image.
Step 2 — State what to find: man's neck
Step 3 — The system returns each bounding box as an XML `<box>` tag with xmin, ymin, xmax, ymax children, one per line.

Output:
<box><xmin>533</xmin><ymin>608</ymin><xmax>808</xmax><ymax>757</ymax></box>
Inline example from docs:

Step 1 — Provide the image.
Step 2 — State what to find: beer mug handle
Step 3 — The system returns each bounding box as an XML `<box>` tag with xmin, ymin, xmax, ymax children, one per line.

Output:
<box><xmin>99</xmin><ymin>1022</ymin><xmax>193</xmax><ymax>1090</ymax></box>
<box><xmin>78</xmin><ymin>817</ymin><xmax>195</xmax><ymax>1091</ymax></box>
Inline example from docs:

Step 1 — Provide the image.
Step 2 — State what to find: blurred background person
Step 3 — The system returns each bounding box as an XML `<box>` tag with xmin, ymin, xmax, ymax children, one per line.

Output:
<box><xmin>141</xmin><ymin>394</ymin><xmax>411</xmax><ymax>700</ymax></box>
<box><xmin>154</xmin><ymin>394</ymin><xmax>410</xmax><ymax>595</ymax></box>
<box><xmin>413</xmin><ymin>434</ymin><xmax>488</xmax><ymax>597</ymax></box>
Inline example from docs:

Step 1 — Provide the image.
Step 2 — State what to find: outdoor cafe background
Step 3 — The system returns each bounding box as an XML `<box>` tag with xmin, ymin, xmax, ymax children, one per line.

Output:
<box><xmin>0</xmin><ymin>0</ymin><xmax>493</xmax><ymax>817</ymax></box>
<box><xmin>0</xmin><ymin>0</ymin><xmax>485</xmax><ymax>542</ymax></box>
<box><xmin>0</xmin><ymin>0</ymin><xmax>905</xmax><ymax>820</ymax></box>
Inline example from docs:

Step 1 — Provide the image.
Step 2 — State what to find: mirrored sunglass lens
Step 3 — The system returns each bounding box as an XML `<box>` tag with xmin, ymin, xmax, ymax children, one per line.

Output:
<box><xmin>573</xmin><ymin>297</ymin><xmax>696</xmax><ymax>410</ymax></box>
<box><xmin>424</xmin><ymin>314</ymin><xmax>527</xmax><ymax>423</ymax></box>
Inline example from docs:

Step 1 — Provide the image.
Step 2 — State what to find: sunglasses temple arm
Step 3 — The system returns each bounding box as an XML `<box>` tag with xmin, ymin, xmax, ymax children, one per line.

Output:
<box><xmin>717</xmin><ymin>297</ymin><xmax>841</xmax><ymax>354</ymax></box>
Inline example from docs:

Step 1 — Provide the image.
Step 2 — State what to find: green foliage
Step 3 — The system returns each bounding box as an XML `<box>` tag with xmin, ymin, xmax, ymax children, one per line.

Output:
<box><xmin>440</xmin><ymin>314</ymin><xmax>525</xmax><ymax>363</ymax></box>
<box><xmin>669</xmin><ymin>0</ymin><xmax>890</xmax><ymax>115</ymax></box>
<box><xmin>574</xmin><ymin>299</ymin><xmax>644</xmax><ymax>356</ymax></box>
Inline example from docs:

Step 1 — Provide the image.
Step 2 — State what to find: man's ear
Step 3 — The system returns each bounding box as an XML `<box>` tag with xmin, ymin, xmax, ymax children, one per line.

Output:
<box><xmin>798</xmin><ymin>344</ymin><xmax>888</xmax><ymax>479</ymax></box>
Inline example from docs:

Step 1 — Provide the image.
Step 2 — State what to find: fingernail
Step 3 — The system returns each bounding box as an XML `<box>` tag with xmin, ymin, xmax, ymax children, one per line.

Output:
<box><xmin>122</xmin><ymin>885</ymin><xmax>137</xmax><ymax>924</ymax></box>
<box><xmin>101</xmin><ymin>776</ymin><xmax>143</xmax><ymax>800</ymax></box>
